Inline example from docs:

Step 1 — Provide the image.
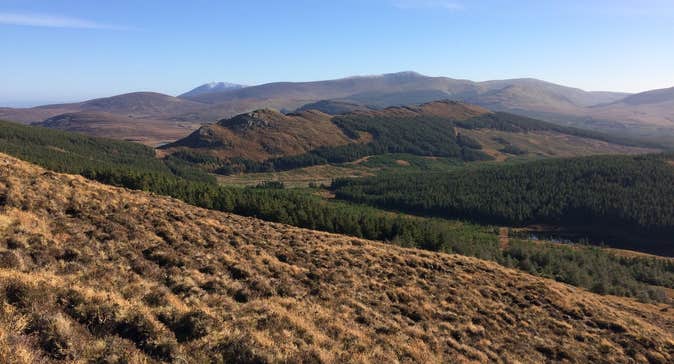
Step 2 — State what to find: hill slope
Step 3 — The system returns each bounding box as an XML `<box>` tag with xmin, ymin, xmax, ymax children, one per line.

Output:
<box><xmin>162</xmin><ymin>100</ymin><xmax>656</xmax><ymax>175</ymax></box>
<box><xmin>0</xmin><ymin>153</ymin><xmax>672</xmax><ymax>363</ymax></box>
<box><xmin>0</xmin><ymin>93</ymin><xmax>208</xmax><ymax>145</ymax></box>
<box><xmin>1</xmin><ymin>92</ymin><xmax>207</xmax><ymax>125</ymax></box>
<box><xmin>164</xmin><ymin>109</ymin><xmax>358</xmax><ymax>161</ymax></box>
<box><xmin>35</xmin><ymin>111</ymin><xmax>200</xmax><ymax>146</ymax></box>
<box><xmin>588</xmin><ymin>87</ymin><xmax>674</xmax><ymax>127</ymax></box>
<box><xmin>39</xmin><ymin>92</ymin><xmax>206</xmax><ymax>119</ymax></box>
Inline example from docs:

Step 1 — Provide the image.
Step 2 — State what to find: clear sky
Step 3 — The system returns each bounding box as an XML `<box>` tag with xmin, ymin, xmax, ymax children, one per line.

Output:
<box><xmin>1</xmin><ymin>0</ymin><xmax>673</xmax><ymax>106</ymax></box>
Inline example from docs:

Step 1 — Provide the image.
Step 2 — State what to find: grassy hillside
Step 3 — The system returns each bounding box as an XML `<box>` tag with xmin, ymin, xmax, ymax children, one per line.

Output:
<box><xmin>332</xmin><ymin>154</ymin><xmax>674</xmax><ymax>255</ymax></box>
<box><xmin>1</xmin><ymin>154</ymin><xmax>673</xmax><ymax>362</ymax></box>
<box><xmin>166</xmin><ymin>101</ymin><xmax>656</xmax><ymax>176</ymax></box>
<box><xmin>36</xmin><ymin>111</ymin><xmax>201</xmax><ymax>146</ymax></box>
<box><xmin>163</xmin><ymin>109</ymin><xmax>356</xmax><ymax>161</ymax></box>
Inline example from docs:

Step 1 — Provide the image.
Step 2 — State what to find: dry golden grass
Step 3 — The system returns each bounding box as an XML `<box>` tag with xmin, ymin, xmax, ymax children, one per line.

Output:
<box><xmin>0</xmin><ymin>153</ymin><xmax>673</xmax><ymax>363</ymax></box>
<box><xmin>36</xmin><ymin>111</ymin><xmax>202</xmax><ymax>146</ymax></box>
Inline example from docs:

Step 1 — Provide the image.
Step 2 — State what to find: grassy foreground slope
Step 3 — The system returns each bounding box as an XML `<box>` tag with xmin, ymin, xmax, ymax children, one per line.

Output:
<box><xmin>1</xmin><ymin>154</ymin><xmax>673</xmax><ymax>363</ymax></box>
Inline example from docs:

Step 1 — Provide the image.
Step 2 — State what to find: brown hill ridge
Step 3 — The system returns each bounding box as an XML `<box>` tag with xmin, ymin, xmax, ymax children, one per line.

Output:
<box><xmin>163</xmin><ymin>109</ymin><xmax>360</xmax><ymax>161</ymax></box>
<box><xmin>161</xmin><ymin>100</ymin><xmax>489</xmax><ymax>161</ymax></box>
<box><xmin>0</xmin><ymin>153</ymin><xmax>673</xmax><ymax>363</ymax></box>
<box><xmin>160</xmin><ymin>100</ymin><xmax>655</xmax><ymax>165</ymax></box>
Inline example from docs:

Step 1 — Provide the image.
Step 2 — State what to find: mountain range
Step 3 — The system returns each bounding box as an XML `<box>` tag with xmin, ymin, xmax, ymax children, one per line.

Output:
<box><xmin>1</xmin><ymin>72</ymin><xmax>674</xmax><ymax>146</ymax></box>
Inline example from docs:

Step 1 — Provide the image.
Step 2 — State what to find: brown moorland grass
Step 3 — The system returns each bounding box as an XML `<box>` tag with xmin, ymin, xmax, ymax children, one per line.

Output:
<box><xmin>163</xmin><ymin>109</ymin><xmax>358</xmax><ymax>161</ymax></box>
<box><xmin>0</xmin><ymin>153</ymin><xmax>673</xmax><ymax>363</ymax></box>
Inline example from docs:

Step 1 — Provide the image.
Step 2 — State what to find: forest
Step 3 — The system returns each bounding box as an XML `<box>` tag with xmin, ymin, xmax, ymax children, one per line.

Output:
<box><xmin>1</xmin><ymin>120</ymin><xmax>673</xmax><ymax>302</ymax></box>
<box><xmin>332</xmin><ymin>154</ymin><xmax>674</xmax><ymax>254</ymax></box>
<box><xmin>0</xmin><ymin>120</ymin><xmax>214</xmax><ymax>184</ymax></box>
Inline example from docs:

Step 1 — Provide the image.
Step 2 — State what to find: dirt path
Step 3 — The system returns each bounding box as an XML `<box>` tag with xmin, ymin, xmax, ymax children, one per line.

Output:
<box><xmin>348</xmin><ymin>155</ymin><xmax>372</xmax><ymax>165</ymax></box>
<box><xmin>499</xmin><ymin>227</ymin><xmax>510</xmax><ymax>250</ymax></box>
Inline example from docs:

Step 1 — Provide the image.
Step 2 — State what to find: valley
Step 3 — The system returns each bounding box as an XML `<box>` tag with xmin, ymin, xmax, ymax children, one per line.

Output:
<box><xmin>4</xmin><ymin>2</ymin><xmax>674</xmax><ymax>362</ymax></box>
<box><xmin>1</xmin><ymin>118</ymin><xmax>672</xmax><ymax>301</ymax></box>
<box><xmin>1</xmin><ymin>153</ymin><xmax>673</xmax><ymax>363</ymax></box>
<box><xmin>1</xmin><ymin>94</ymin><xmax>674</xmax><ymax>363</ymax></box>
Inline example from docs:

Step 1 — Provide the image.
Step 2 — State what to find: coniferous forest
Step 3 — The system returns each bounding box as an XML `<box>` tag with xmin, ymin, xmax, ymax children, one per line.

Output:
<box><xmin>332</xmin><ymin>154</ymin><xmax>674</xmax><ymax>255</ymax></box>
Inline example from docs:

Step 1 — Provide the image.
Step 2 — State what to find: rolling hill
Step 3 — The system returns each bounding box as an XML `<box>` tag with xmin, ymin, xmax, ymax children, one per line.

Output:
<box><xmin>588</xmin><ymin>87</ymin><xmax>674</xmax><ymax>127</ymax></box>
<box><xmin>163</xmin><ymin>109</ymin><xmax>360</xmax><ymax>161</ymax></box>
<box><xmin>46</xmin><ymin>91</ymin><xmax>206</xmax><ymax>118</ymax></box>
<box><xmin>162</xmin><ymin>100</ymin><xmax>656</xmax><ymax>175</ymax></box>
<box><xmin>35</xmin><ymin>111</ymin><xmax>201</xmax><ymax>146</ymax></box>
<box><xmin>0</xmin><ymin>92</ymin><xmax>208</xmax><ymax>146</ymax></box>
<box><xmin>1</xmin><ymin>153</ymin><xmax>673</xmax><ymax>362</ymax></box>
<box><xmin>1</xmin><ymin>92</ymin><xmax>206</xmax><ymax>124</ymax></box>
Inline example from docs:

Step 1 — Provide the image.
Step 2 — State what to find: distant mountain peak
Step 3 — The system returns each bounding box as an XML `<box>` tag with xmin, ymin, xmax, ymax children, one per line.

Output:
<box><xmin>386</xmin><ymin>70</ymin><xmax>424</xmax><ymax>77</ymax></box>
<box><xmin>179</xmin><ymin>82</ymin><xmax>246</xmax><ymax>98</ymax></box>
<box><xmin>342</xmin><ymin>71</ymin><xmax>426</xmax><ymax>81</ymax></box>
<box><xmin>618</xmin><ymin>86</ymin><xmax>674</xmax><ymax>106</ymax></box>
<box><xmin>205</xmin><ymin>81</ymin><xmax>245</xmax><ymax>89</ymax></box>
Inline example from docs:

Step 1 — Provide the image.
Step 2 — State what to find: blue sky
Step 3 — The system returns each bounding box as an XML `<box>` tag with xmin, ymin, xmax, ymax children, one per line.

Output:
<box><xmin>1</xmin><ymin>0</ymin><xmax>673</xmax><ymax>106</ymax></box>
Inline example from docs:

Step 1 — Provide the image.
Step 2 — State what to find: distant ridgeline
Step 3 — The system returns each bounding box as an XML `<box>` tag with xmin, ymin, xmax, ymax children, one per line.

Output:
<box><xmin>162</xmin><ymin>102</ymin><xmax>658</xmax><ymax>175</ymax></box>
<box><xmin>332</xmin><ymin>153</ymin><xmax>674</xmax><ymax>255</ymax></box>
